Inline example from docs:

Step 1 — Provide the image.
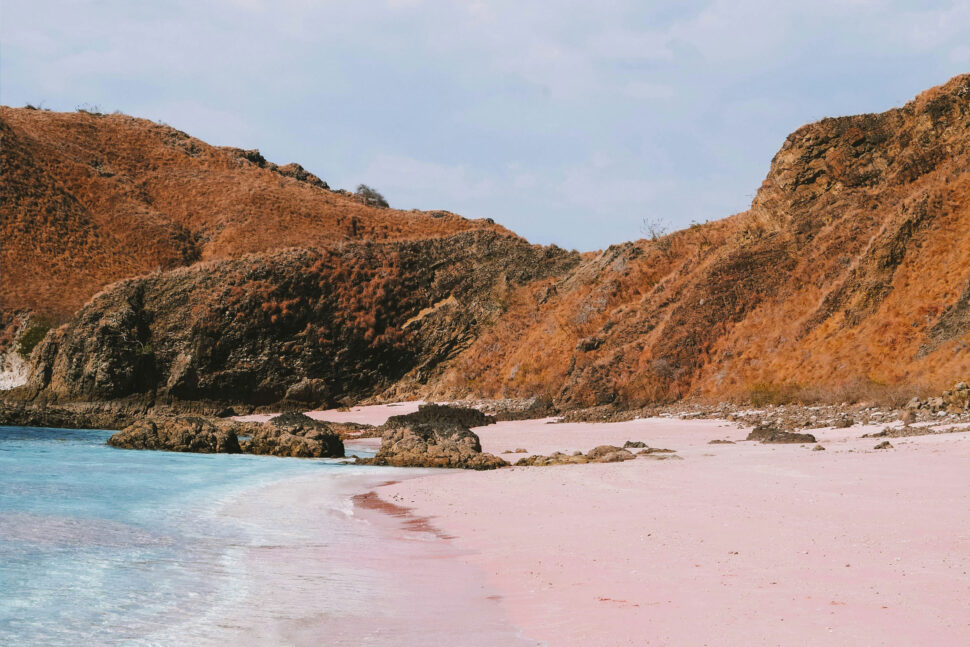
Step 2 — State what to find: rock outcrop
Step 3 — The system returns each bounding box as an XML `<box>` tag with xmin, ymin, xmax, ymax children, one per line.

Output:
<box><xmin>515</xmin><ymin>445</ymin><xmax>639</xmax><ymax>466</ymax></box>
<box><xmin>746</xmin><ymin>423</ymin><xmax>817</xmax><ymax>444</ymax></box>
<box><xmin>905</xmin><ymin>382</ymin><xmax>970</xmax><ymax>414</ymax></box>
<box><xmin>367</xmin><ymin>420</ymin><xmax>507</xmax><ymax>470</ymax></box>
<box><xmin>108</xmin><ymin>416</ymin><xmax>241</xmax><ymax>453</ymax></box>
<box><xmin>243</xmin><ymin>413</ymin><xmax>344</xmax><ymax>458</ymax></box>
<box><xmin>382</xmin><ymin>403</ymin><xmax>495</xmax><ymax>430</ymax></box>
<box><xmin>13</xmin><ymin>233</ymin><xmax>578</xmax><ymax>408</ymax></box>
<box><xmin>107</xmin><ymin>412</ymin><xmax>344</xmax><ymax>458</ymax></box>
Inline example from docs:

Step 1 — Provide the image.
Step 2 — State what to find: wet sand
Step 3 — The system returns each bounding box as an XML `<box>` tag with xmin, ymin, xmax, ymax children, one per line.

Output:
<box><xmin>153</xmin><ymin>465</ymin><xmax>533</xmax><ymax>646</ymax></box>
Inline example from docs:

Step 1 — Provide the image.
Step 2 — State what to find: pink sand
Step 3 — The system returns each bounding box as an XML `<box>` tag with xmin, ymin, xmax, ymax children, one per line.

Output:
<box><xmin>367</xmin><ymin>414</ymin><xmax>970</xmax><ymax>646</ymax></box>
<box><xmin>231</xmin><ymin>401</ymin><xmax>424</xmax><ymax>426</ymax></box>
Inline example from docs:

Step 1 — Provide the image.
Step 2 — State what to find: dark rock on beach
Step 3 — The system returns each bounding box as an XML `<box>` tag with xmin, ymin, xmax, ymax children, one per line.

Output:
<box><xmin>746</xmin><ymin>423</ymin><xmax>817</xmax><ymax>444</ymax></box>
<box><xmin>107</xmin><ymin>411</ymin><xmax>344</xmax><ymax>458</ymax></box>
<box><xmin>382</xmin><ymin>403</ymin><xmax>495</xmax><ymax>430</ymax></box>
<box><xmin>244</xmin><ymin>413</ymin><xmax>344</xmax><ymax>458</ymax></box>
<box><xmin>108</xmin><ymin>416</ymin><xmax>241</xmax><ymax>453</ymax></box>
<box><xmin>366</xmin><ymin>419</ymin><xmax>507</xmax><ymax>470</ymax></box>
<box><xmin>586</xmin><ymin>445</ymin><xmax>637</xmax><ymax>462</ymax></box>
<box><xmin>515</xmin><ymin>445</ymin><xmax>638</xmax><ymax>466</ymax></box>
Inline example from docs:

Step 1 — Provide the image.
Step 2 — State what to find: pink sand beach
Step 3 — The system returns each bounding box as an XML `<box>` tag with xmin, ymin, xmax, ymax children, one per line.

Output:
<box><xmin>326</xmin><ymin>405</ymin><xmax>970</xmax><ymax>646</ymax></box>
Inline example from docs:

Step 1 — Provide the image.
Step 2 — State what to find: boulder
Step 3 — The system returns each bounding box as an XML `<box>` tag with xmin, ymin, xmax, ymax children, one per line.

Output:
<box><xmin>585</xmin><ymin>445</ymin><xmax>635</xmax><ymax>462</ymax></box>
<box><xmin>368</xmin><ymin>422</ymin><xmax>507</xmax><ymax>470</ymax></box>
<box><xmin>282</xmin><ymin>378</ymin><xmax>331</xmax><ymax>407</ymax></box>
<box><xmin>383</xmin><ymin>403</ymin><xmax>496</xmax><ymax>430</ymax></box>
<box><xmin>622</xmin><ymin>440</ymin><xmax>647</xmax><ymax>448</ymax></box>
<box><xmin>108</xmin><ymin>416</ymin><xmax>241</xmax><ymax>453</ymax></box>
<box><xmin>516</xmin><ymin>452</ymin><xmax>590</xmax><ymax>466</ymax></box>
<box><xmin>746</xmin><ymin>423</ymin><xmax>817</xmax><ymax>444</ymax></box>
<box><xmin>244</xmin><ymin>413</ymin><xmax>344</xmax><ymax>458</ymax></box>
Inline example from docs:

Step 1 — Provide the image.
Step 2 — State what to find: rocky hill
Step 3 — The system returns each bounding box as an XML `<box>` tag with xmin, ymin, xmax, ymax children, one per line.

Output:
<box><xmin>13</xmin><ymin>232</ymin><xmax>576</xmax><ymax>409</ymax></box>
<box><xmin>0</xmin><ymin>107</ymin><xmax>508</xmax><ymax>320</ymax></box>
<box><xmin>3</xmin><ymin>74</ymin><xmax>969</xmax><ymax>415</ymax></box>
<box><xmin>421</xmin><ymin>73</ymin><xmax>970</xmax><ymax>407</ymax></box>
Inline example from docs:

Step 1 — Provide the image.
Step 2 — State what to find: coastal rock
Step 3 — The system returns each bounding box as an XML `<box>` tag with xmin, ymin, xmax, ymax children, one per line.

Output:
<box><xmin>108</xmin><ymin>416</ymin><xmax>241</xmax><ymax>453</ymax></box>
<box><xmin>586</xmin><ymin>445</ymin><xmax>636</xmax><ymax>462</ymax></box>
<box><xmin>874</xmin><ymin>441</ymin><xmax>893</xmax><ymax>450</ymax></box>
<box><xmin>622</xmin><ymin>440</ymin><xmax>647</xmax><ymax>448</ymax></box>
<box><xmin>282</xmin><ymin>378</ymin><xmax>331</xmax><ymax>407</ymax></box>
<box><xmin>368</xmin><ymin>421</ymin><xmax>507</xmax><ymax>470</ymax></box>
<box><xmin>516</xmin><ymin>445</ymin><xmax>636</xmax><ymax>466</ymax></box>
<box><xmin>382</xmin><ymin>403</ymin><xmax>496</xmax><ymax>430</ymax></box>
<box><xmin>639</xmin><ymin>453</ymin><xmax>684</xmax><ymax>461</ymax></box>
<box><xmin>516</xmin><ymin>452</ymin><xmax>590</xmax><ymax>466</ymax></box>
<box><xmin>489</xmin><ymin>396</ymin><xmax>557</xmax><ymax>421</ymax></box>
<box><xmin>746</xmin><ymin>423</ymin><xmax>817</xmax><ymax>444</ymax></box>
<box><xmin>244</xmin><ymin>413</ymin><xmax>344</xmax><ymax>458</ymax></box>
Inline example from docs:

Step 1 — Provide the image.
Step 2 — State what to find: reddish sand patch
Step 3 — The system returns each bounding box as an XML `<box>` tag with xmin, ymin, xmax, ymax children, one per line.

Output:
<box><xmin>352</xmin><ymin>481</ymin><xmax>452</xmax><ymax>540</ymax></box>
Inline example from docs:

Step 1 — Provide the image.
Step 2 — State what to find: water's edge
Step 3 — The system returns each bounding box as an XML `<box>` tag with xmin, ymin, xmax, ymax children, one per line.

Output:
<box><xmin>0</xmin><ymin>426</ymin><xmax>530</xmax><ymax>646</ymax></box>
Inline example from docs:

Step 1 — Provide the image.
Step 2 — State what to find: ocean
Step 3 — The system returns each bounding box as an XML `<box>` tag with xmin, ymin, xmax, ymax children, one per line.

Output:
<box><xmin>0</xmin><ymin>425</ymin><xmax>366</xmax><ymax>645</ymax></box>
<box><xmin>0</xmin><ymin>425</ymin><xmax>526</xmax><ymax>646</ymax></box>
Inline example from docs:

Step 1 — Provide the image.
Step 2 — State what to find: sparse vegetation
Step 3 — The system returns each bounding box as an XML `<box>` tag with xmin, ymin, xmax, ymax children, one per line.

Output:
<box><xmin>641</xmin><ymin>217</ymin><xmax>673</xmax><ymax>259</ymax></box>
<box><xmin>74</xmin><ymin>103</ymin><xmax>104</xmax><ymax>115</ymax></box>
<box><xmin>356</xmin><ymin>184</ymin><xmax>389</xmax><ymax>208</ymax></box>
<box><xmin>16</xmin><ymin>319</ymin><xmax>53</xmax><ymax>359</ymax></box>
<box><xmin>1</xmin><ymin>106</ymin><xmax>494</xmax><ymax>320</ymax></box>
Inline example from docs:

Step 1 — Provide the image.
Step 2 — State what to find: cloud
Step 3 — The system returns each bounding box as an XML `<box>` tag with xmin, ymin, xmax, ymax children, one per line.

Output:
<box><xmin>2</xmin><ymin>0</ymin><xmax>969</xmax><ymax>251</ymax></box>
<box><xmin>361</xmin><ymin>154</ymin><xmax>496</xmax><ymax>208</ymax></box>
<box><xmin>623</xmin><ymin>81</ymin><xmax>675</xmax><ymax>101</ymax></box>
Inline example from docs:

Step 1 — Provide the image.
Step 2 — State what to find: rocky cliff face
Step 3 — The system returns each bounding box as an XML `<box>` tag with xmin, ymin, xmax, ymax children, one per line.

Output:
<box><xmin>4</xmin><ymin>74</ymin><xmax>970</xmax><ymax>413</ymax></box>
<box><xmin>14</xmin><ymin>231</ymin><xmax>577</xmax><ymax>408</ymax></box>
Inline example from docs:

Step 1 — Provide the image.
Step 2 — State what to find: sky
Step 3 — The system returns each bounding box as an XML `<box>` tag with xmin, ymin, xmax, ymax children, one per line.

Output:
<box><xmin>2</xmin><ymin>1</ymin><xmax>969</xmax><ymax>251</ymax></box>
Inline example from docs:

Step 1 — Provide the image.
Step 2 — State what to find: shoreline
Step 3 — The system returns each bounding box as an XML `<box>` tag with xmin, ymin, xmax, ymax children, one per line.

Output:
<box><xmin>151</xmin><ymin>458</ymin><xmax>533</xmax><ymax>646</ymax></box>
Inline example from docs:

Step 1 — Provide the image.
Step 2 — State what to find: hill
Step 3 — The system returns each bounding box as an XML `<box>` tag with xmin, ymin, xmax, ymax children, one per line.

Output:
<box><xmin>0</xmin><ymin>107</ymin><xmax>507</xmax><ymax>319</ymax></box>
<box><xmin>421</xmin><ymin>73</ymin><xmax>970</xmax><ymax>406</ymax></box>
<box><xmin>4</xmin><ymin>74</ymin><xmax>970</xmax><ymax>412</ymax></box>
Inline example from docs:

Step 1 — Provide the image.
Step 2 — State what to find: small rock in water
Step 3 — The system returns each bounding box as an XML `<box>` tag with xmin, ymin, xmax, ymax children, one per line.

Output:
<box><xmin>874</xmin><ymin>441</ymin><xmax>893</xmax><ymax>450</ymax></box>
<box><xmin>708</xmin><ymin>439</ymin><xmax>735</xmax><ymax>445</ymax></box>
<box><xmin>812</xmin><ymin>444</ymin><xmax>826</xmax><ymax>451</ymax></box>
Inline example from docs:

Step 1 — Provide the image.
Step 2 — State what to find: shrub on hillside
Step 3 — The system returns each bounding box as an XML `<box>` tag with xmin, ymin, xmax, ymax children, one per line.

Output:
<box><xmin>356</xmin><ymin>184</ymin><xmax>389</xmax><ymax>208</ymax></box>
<box><xmin>16</xmin><ymin>319</ymin><xmax>52</xmax><ymax>359</ymax></box>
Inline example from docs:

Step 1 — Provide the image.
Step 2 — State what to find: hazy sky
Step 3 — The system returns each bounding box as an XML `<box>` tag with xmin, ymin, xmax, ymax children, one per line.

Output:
<box><xmin>3</xmin><ymin>1</ymin><xmax>968</xmax><ymax>250</ymax></box>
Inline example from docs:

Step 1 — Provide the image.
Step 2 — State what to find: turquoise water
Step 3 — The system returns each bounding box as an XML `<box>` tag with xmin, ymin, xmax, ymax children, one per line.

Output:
<box><xmin>0</xmin><ymin>425</ymin><xmax>353</xmax><ymax>646</ymax></box>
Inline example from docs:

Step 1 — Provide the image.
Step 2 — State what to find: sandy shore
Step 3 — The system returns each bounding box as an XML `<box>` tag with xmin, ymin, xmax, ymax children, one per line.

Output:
<box><xmin>355</xmin><ymin>411</ymin><xmax>970</xmax><ymax>646</ymax></box>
